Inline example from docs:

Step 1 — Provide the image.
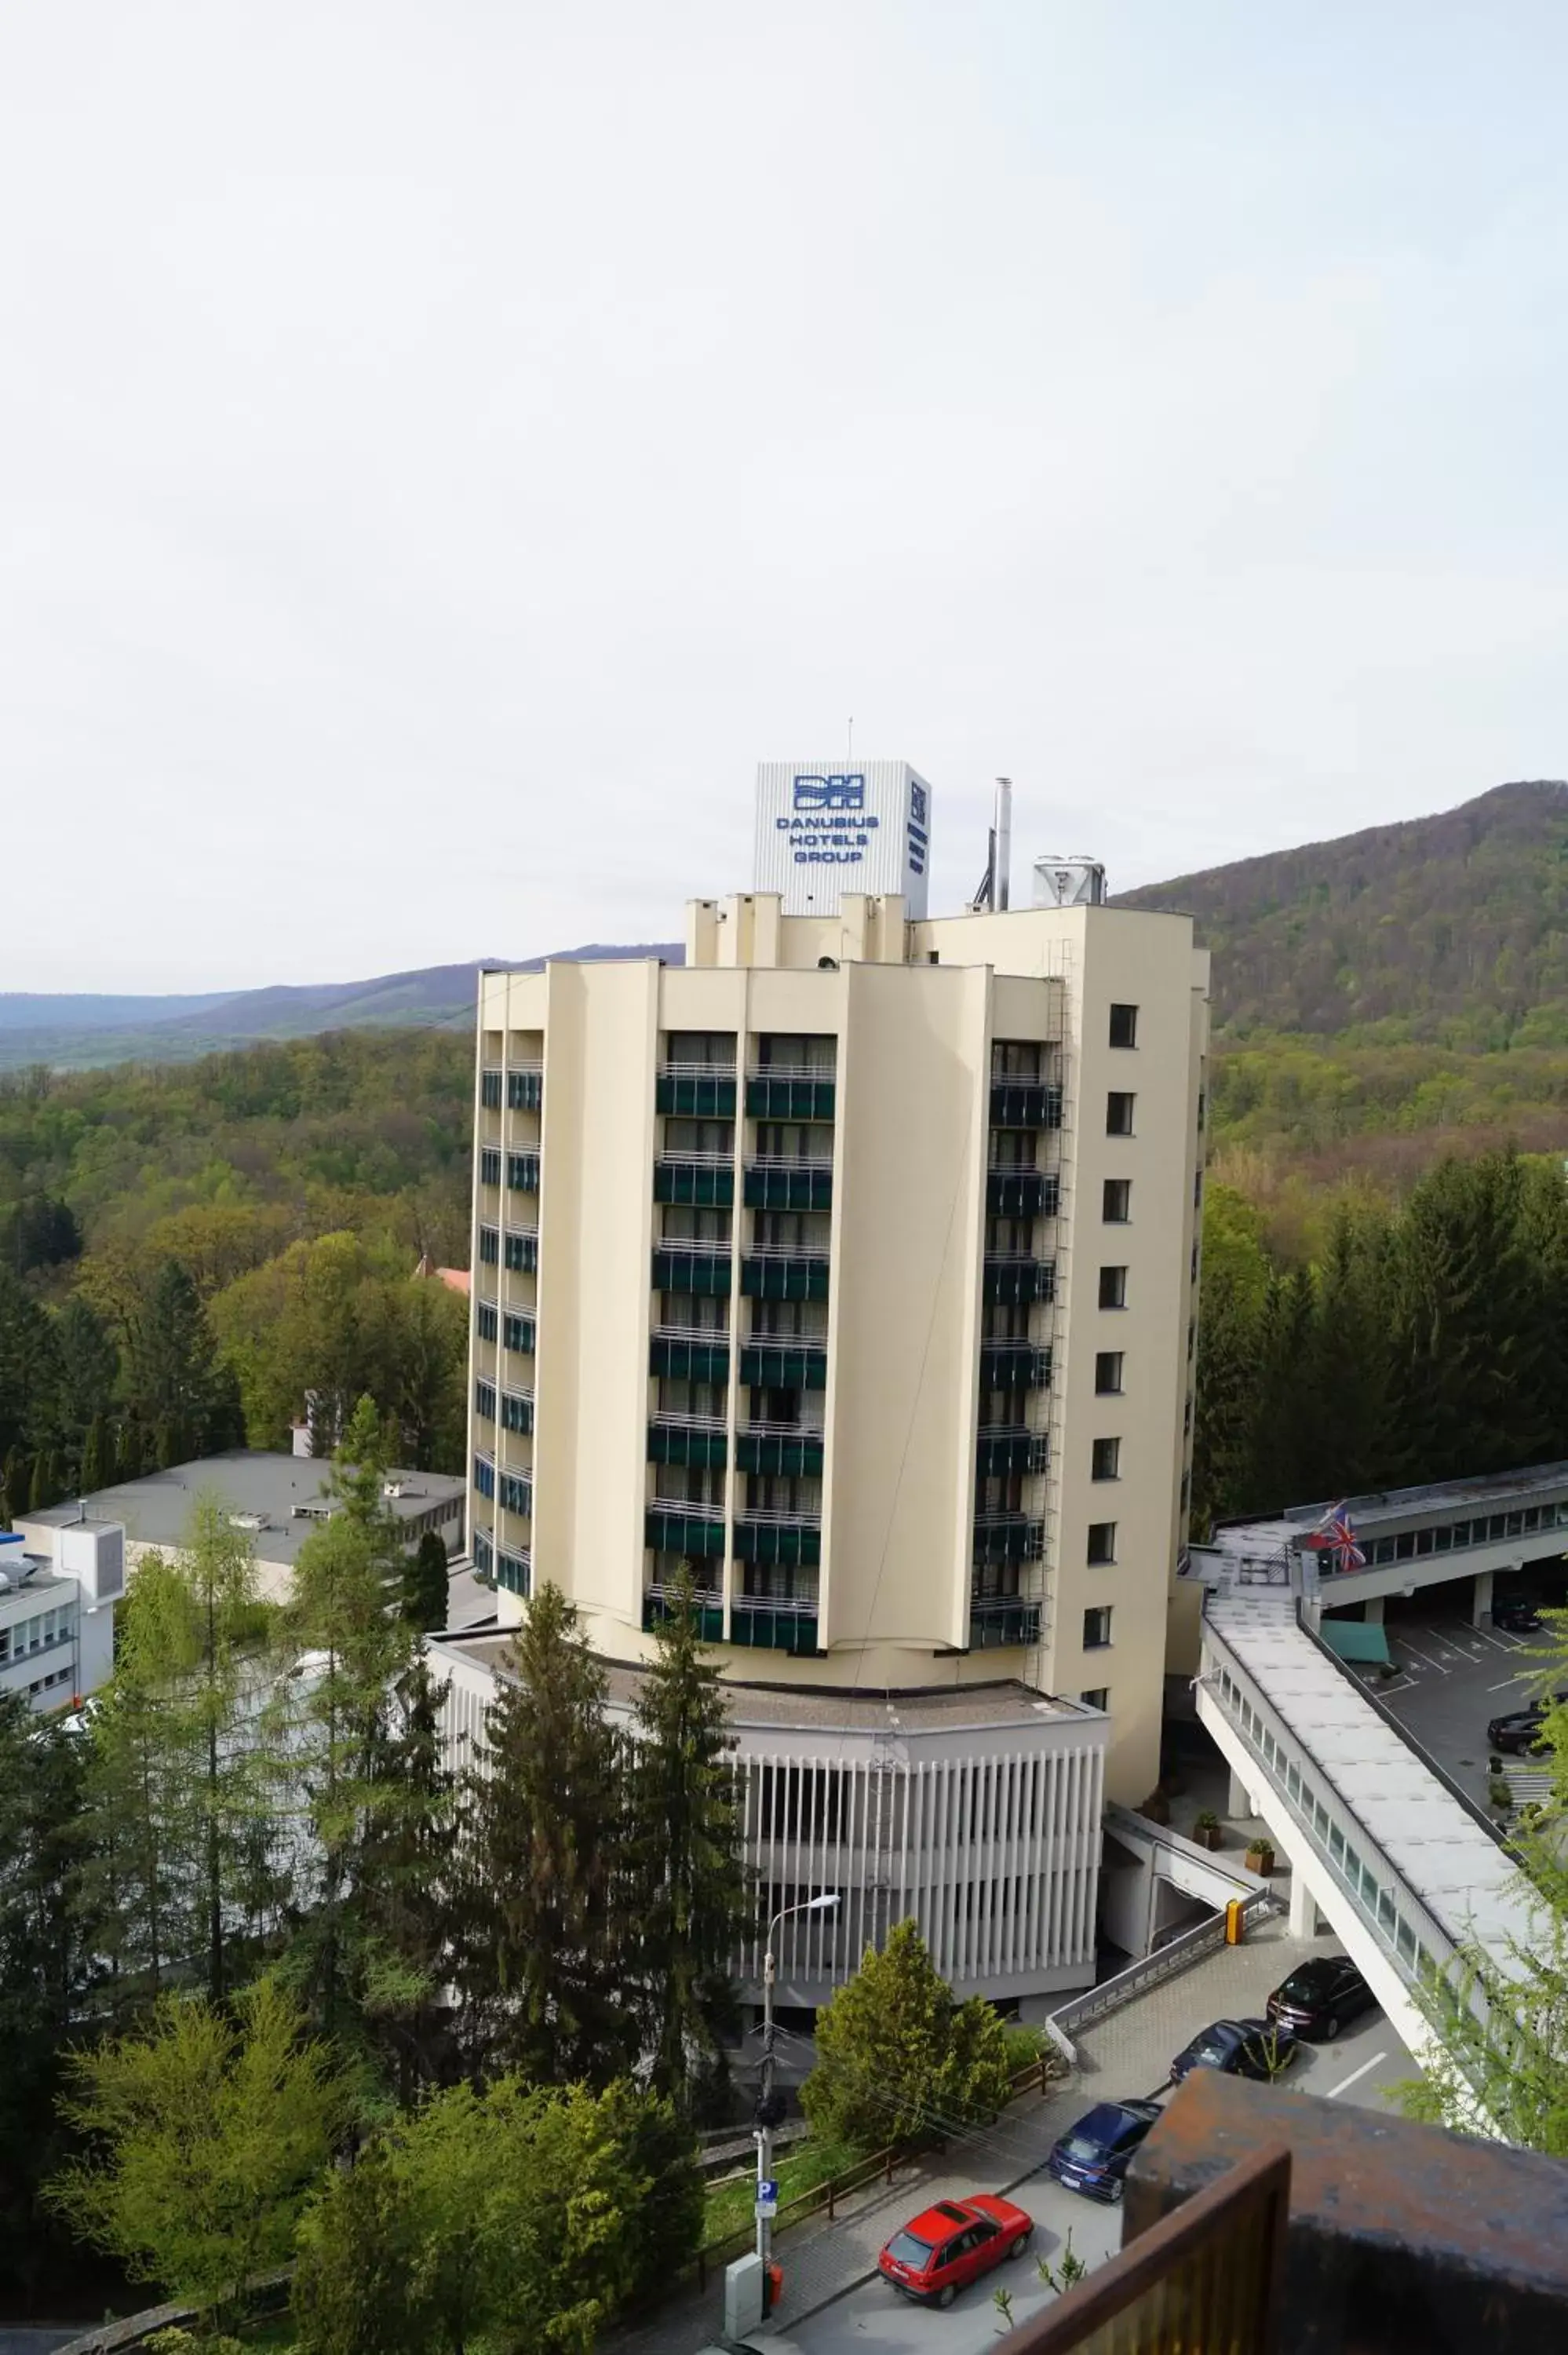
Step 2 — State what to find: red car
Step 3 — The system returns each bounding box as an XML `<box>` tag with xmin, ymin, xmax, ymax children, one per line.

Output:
<box><xmin>877</xmin><ymin>2193</ymin><xmax>1035</xmax><ymax>2306</ymax></box>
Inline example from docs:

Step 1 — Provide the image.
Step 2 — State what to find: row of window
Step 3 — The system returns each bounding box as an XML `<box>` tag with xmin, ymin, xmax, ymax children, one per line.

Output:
<box><xmin>1214</xmin><ymin>1663</ymin><xmax>1438</xmax><ymax>1986</ymax></box>
<box><xmin>477</xmin><ymin>1226</ymin><xmax>538</xmax><ymax>1272</ymax></box>
<box><xmin>472</xmin><ymin>1528</ymin><xmax>531</xmax><ymax>1595</ymax></box>
<box><xmin>0</xmin><ymin>1605</ymin><xmax>74</xmax><ymax>1664</ymax></box>
<box><xmin>480</xmin><ymin>1068</ymin><xmax>543</xmax><ymax>1111</ymax></box>
<box><xmin>479</xmin><ymin>1148</ymin><xmax>541</xmax><ymax>1192</ymax></box>
<box><xmin>476</xmin><ymin>1302</ymin><xmax>535</xmax><ymax>1352</ymax></box>
<box><xmin>1346</xmin><ymin>1499</ymin><xmax>1568</xmax><ymax>1571</ymax></box>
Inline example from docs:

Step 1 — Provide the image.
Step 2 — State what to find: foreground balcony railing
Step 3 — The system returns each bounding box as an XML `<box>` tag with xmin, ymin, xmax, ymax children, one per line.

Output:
<box><xmin>743</xmin><ymin>1160</ymin><xmax>833</xmax><ymax>1213</ymax></box>
<box><xmin>647</xmin><ymin>1417</ymin><xmax>729</xmax><ymax>1470</ymax></box>
<box><xmin>972</xmin><ymin>1512</ymin><xmax>1046</xmax><ymax>1564</ymax></box>
<box><xmin>734</xmin><ymin>1513</ymin><xmax>822</xmax><ymax>1569</ymax></box>
<box><xmin>731</xmin><ymin>1583</ymin><xmax>819</xmax><ymax>1656</ymax></box>
<box><xmin>983</xmin><ymin>1253</ymin><xmax>1056</xmax><ymax>1306</ymax></box>
<box><xmin>986</xmin><ymin>1168</ymin><xmax>1059</xmax><ymax>1219</ymax></box>
<box><xmin>654</xmin><ymin>1155</ymin><xmax>735</xmax><ymax>1207</ymax></box>
<box><xmin>735</xmin><ymin>1426</ymin><xmax>825</xmax><ymax>1477</ymax></box>
<box><xmin>742</xmin><ymin>1252</ymin><xmax>830</xmax><ymax>1303</ymax></box>
<box><xmin>976</xmin><ymin>1426</ymin><xmax>1048</xmax><ymax>1477</ymax></box>
<box><xmin>650</xmin><ymin>1334</ymin><xmax>731</xmax><ymax>1383</ymax></box>
<box><xmin>968</xmin><ymin>1595</ymin><xmax>1042</xmax><ymax>1647</ymax></box>
<box><xmin>655</xmin><ymin>1068</ymin><xmax>737</xmax><ymax>1117</ymax></box>
<box><xmin>745</xmin><ymin>1072</ymin><xmax>837</xmax><ymax>1122</ymax></box>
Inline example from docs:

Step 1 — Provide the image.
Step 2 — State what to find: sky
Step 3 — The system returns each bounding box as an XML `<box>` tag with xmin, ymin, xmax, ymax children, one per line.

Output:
<box><xmin>5</xmin><ymin>2</ymin><xmax>1568</xmax><ymax>991</ymax></box>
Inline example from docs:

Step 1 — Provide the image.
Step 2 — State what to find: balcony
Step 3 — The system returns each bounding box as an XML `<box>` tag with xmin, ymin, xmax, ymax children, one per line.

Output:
<box><xmin>986</xmin><ymin>1169</ymin><xmax>1059</xmax><ymax>1219</ymax></box>
<box><xmin>741</xmin><ymin>1252</ymin><xmax>830</xmax><ymax>1303</ymax></box>
<box><xmin>743</xmin><ymin>1160</ymin><xmax>833</xmax><ymax>1212</ymax></box>
<box><xmin>735</xmin><ymin>1426</ymin><xmax>825</xmax><ymax>1478</ymax></box>
<box><xmin>745</xmin><ymin>1072</ymin><xmax>836</xmax><ymax>1122</ymax></box>
<box><xmin>968</xmin><ymin>1595</ymin><xmax>1042</xmax><ymax>1648</ymax></box>
<box><xmin>644</xmin><ymin>1506</ymin><xmax>726</xmax><ymax>1558</ymax></box>
<box><xmin>506</xmin><ymin>1068</ymin><xmax>543</xmax><ymax>1112</ymax></box>
<box><xmin>979</xmin><ymin>1340</ymin><xmax>1052</xmax><ymax>1390</ymax></box>
<box><xmin>983</xmin><ymin>1253</ymin><xmax>1056</xmax><ymax>1307</ymax></box>
<box><xmin>972</xmin><ymin>1512</ymin><xmax>1046</xmax><ymax>1565</ymax></box>
<box><xmin>655</xmin><ymin>1154</ymin><xmax>735</xmax><ymax>1208</ymax></box>
<box><xmin>739</xmin><ymin>1342</ymin><xmax>827</xmax><ymax>1391</ymax></box>
<box><xmin>651</xmin><ymin>1247</ymin><xmax>733</xmax><ymax>1297</ymax></box>
<box><xmin>647</xmin><ymin>1416</ymin><xmax>729</xmax><ymax>1470</ymax></box>
<box><xmin>642</xmin><ymin>1585</ymin><xmax>725</xmax><ymax>1643</ymax></box>
<box><xmin>506</xmin><ymin>1151</ymin><xmax>541</xmax><ymax>1193</ymax></box>
<box><xmin>655</xmin><ymin>1066</ymin><xmax>737</xmax><ymax>1118</ymax></box>
<box><xmin>990</xmin><ymin>1079</ymin><xmax>1063</xmax><ymax>1129</ymax></box>
<box><xmin>650</xmin><ymin>1334</ymin><xmax>731</xmax><ymax>1385</ymax></box>
<box><xmin>976</xmin><ymin>1426</ymin><xmax>1048</xmax><ymax>1477</ymax></box>
<box><xmin>730</xmin><ymin>1590</ymin><xmax>819</xmax><ymax>1655</ymax></box>
<box><xmin>733</xmin><ymin>1513</ymin><xmax>822</xmax><ymax>1569</ymax></box>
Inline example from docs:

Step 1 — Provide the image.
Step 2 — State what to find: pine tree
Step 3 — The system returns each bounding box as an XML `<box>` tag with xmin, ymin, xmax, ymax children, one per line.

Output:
<box><xmin>352</xmin><ymin>1657</ymin><xmax>457</xmax><ymax>2103</ymax></box>
<box><xmin>1297</xmin><ymin>1203</ymin><xmax>1396</xmax><ymax>1499</ymax></box>
<box><xmin>629</xmin><ymin>1572</ymin><xmax>749</xmax><ymax>2111</ymax></box>
<box><xmin>130</xmin><ymin>1261</ymin><xmax>224</xmax><ymax>1459</ymax></box>
<box><xmin>454</xmin><ymin>1583</ymin><xmax>636</xmax><ymax>2087</ymax></box>
<box><xmin>79</xmin><ymin>1414</ymin><xmax>110</xmax><ymax>1498</ymax></box>
<box><xmin>401</xmin><ymin>1532</ymin><xmax>450</xmax><ymax>1633</ymax></box>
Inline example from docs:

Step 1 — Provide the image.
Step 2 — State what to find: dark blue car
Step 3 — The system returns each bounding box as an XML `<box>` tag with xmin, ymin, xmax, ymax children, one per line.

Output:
<box><xmin>1170</xmin><ymin>2016</ymin><xmax>1297</xmax><ymax>2085</ymax></box>
<box><xmin>1045</xmin><ymin>2100</ymin><xmax>1165</xmax><ymax>2202</ymax></box>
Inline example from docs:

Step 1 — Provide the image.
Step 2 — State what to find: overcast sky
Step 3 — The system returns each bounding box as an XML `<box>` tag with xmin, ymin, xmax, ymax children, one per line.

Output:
<box><xmin>5</xmin><ymin>4</ymin><xmax>1568</xmax><ymax>991</ymax></box>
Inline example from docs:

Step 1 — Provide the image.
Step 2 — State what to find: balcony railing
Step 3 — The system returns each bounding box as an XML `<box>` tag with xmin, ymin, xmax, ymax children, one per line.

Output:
<box><xmin>656</xmin><ymin>1069</ymin><xmax>737</xmax><ymax>1118</ymax></box>
<box><xmin>743</xmin><ymin>1161</ymin><xmax>833</xmax><ymax>1213</ymax></box>
<box><xmin>976</xmin><ymin>1426</ymin><xmax>1048</xmax><ymax>1477</ymax></box>
<box><xmin>643</xmin><ymin>1585</ymin><xmax>725</xmax><ymax>1642</ymax></box>
<box><xmin>651</xmin><ymin>1247</ymin><xmax>734</xmax><ymax>1297</ymax></box>
<box><xmin>647</xmin><ymin>1418</ymin><xmax>729</xmax><ymax>1470</ymax></box>
<box><xmin>742</xmin><ymin>1253</ymin><xmax>830</xmax><ymax>1303</ymax></box>
<box><xmin>990</xmin><ymin>1079</ymin><xmax>1063</xmax><ymax>1130</ymax></box>
<box><xmin>651</xmin><ymin>1335</ymin><xmax>731</xmax><ymax>1383</ymax></box>
<box><xmin>739</xmin><ymin>1342</ymin><xmax>828</xmax><ymax>1390</ymax></box>
<box><xmin>972</xmin><ymin>1513</ymin><xmax>1046</xmax><ymax>1565</ymax></box>
<box><xmin>745</xmin><ymin>1073</ymin><xmax>837</xmax><ymax>1122</ymax></box>
<box><xmin>986</xmin><ymin>1169</ymin><xmax>1059</xmax><ymax>1219</ymax></box>
<box><xmin>654</xmin><ymin>1156</ymin><xmax>735</xmax><ymax>1207</ymax></box>
<box><xmin>733</xmin><ymin>1515</ymin><xmax>822</xmax><ymax>1569</ymax></box>
<box><xmin>983</xmin><ymin>1254</ymin><xmax>1056</xmax><ymax>1307</ymax></box>
<box><xmin>968</xmin><ymin>1595</ymin><xmax>1042</xmax><ymax>1647</ymax></box>
<box><xmin>735</xmin><ymin>1427</ymin><xmax>825</xmax><ymax>1477</ymax></box>
<box><xmin>730</xmin><ymin>1599</ymin><xmax>819</xmax><ymax>1655</ymax></box>
<box><xmin>979</xmin><ymin>1340</ymin><xmax>1052</xmax><ymax>1389</ymax></box>
<box><xmin>644</xmin><ymin>1506</ymin><xmax>726</xmax><ymax>1558</ymax></box>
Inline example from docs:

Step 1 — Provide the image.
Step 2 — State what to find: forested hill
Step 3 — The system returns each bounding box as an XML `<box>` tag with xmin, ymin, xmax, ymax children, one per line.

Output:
<box><xmin>1116</xmin><ymin>779</ymin><xmax>1568</xmax><ymax>1045</ymax></box>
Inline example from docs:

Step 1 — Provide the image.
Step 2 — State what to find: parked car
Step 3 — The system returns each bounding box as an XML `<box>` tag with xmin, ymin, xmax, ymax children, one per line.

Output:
<box><xmin>1486</xmin><ymin>1693</ymin><xmax>1568</xmax><ymax>1753</ymax></box>
<box><xmin>877</xmin><ymin>2194</ymin><xmax>1034</xmax><ymax>2306</ymax></box>
<box><xmin>1265</xmin><ymin>1956</ymin><xmax>1375</xmax><ymax>2041</ymax></box>
<box><xmin>1045</xmin><ymin>2099</ymin><xmax>1166</xmax><ymax>2201</ymax></box>
<box><xmin>1169</xmin><ymin>2016</ymin><xmax>1297</xmax><ymax>2084</ymax></box>
<box><xmin>1493</xmin><ymin>1597</ymin><xmax>1544</xmax><ymax>1634</ymax></box>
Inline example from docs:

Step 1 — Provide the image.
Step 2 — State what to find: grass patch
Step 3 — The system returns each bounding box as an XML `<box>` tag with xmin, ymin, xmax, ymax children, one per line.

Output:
<box><xmin>703</xmin><ymin>2134</ymin><xmax>859</xmax><ymax>2246</ymax></box>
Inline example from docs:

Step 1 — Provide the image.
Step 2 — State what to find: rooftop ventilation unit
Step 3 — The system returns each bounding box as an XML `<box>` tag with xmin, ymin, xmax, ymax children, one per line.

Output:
<box><xmin>1032</xmin><ymin>855</ymin><xmax>1107</xmax><ymax>908</ymax></box>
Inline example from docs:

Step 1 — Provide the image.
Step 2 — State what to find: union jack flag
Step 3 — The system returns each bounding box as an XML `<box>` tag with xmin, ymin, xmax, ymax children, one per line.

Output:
<box><xmin>1311</xmin><ymin>1502</ymin><xmax>1366</xmax><ymax>1575</ymax></box>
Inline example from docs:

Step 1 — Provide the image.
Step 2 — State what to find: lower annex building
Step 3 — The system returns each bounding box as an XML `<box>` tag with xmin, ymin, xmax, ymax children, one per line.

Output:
<box><xmin>447</xmin><ymin>761</ymin><xmax>1210</xmax><ymax>2014</ymax></box>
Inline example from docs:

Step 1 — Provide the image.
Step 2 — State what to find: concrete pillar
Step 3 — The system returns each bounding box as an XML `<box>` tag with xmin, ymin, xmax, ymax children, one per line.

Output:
<box><xmin>1362</xmin><ymin>1597</ymin><xmax>1384</xmax><ymax>1624</ymax></box>
<box><xmin>1472</xmin><ymin>1570</ymin><xmax>1493</xmax><ymax>1628</ymax></box>
<box><xmin>1289</xmin><ymin>1873</ymin><xmax>1322</xmax><ymax>1938</ymax></box>
<box><xmin>1227</xmin><ymin>1767</ymin><xmax>1252</xmax><ymax>1820</ymax></box>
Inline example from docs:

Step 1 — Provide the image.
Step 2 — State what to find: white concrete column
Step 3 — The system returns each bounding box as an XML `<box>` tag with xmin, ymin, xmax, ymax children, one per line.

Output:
<box><xmin>1289</xmin><ymin>1874</ymin><xmax>1322</xmax><ymax>1937</ymax></box>
<box><xmin>1472</xmin><ymin>1569</ymin><xmax>1493</xmax><ymax>1627</ymax></box>
<box><xmin>1363</xmin><ymin>1597</ymin><xmax>1384</xmax><ymax>1624</ymax></box>
<box><xmin>1227</xmin><ymin>1766</ymin><xmax>1252</xmax><ymax>1819</ymax></box>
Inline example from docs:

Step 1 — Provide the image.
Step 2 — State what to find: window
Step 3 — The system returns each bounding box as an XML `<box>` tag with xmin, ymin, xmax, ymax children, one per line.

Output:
<box><xmin>1109</xmin><ymin>1003</ymin><xmax>1138</xmax><ymax>1049</ymax></box>
<box><xmin>1194</xmin><ymin>1168</ymin><xmax>1203</xmax><ymax>1207</ymax></box>
<box><xmin>479</xmin><ymin>1225</ymin><xmax>500</xmax><ymax>1265</ymax></box>
<box><xmin>480</xmin><ymin>1069</ymin><xmax>502</xmax><ymax>1110</ymax></box>
<box><xmin>500</xmin><ymin>1392</ymin><xmax>531</xmax><ymax>1434</ymax></box>
<box><xmin>1107</xmin><ymin>1092</ymin><xmax>1136</xmax><ymax>1137</ymax></box>
<box><xmin>476</xmin><ymin>1301</ymin><xmax>498</xmax><ymax>1343</ymax></box>
<box><xmin>665</xmin><ymin>1031</ymin><xmax>736</xmax><ymax>1069</ymax></box>
<box><xmin>1082</xmin><ymin>1605</ymin><xmax>1113</xmax><ymax>1650</ymax></box>
<box><xmin>474</xmin><ymin>1381</ymin><xmax>496</xmax><ymax>1422</ymax></box>
<box><xmin>1092</xmin><ymin>1437</ymin><xmax>1121</xmax><ymax>1481</ymax></box>
<box><xmin>1087</xmin><ymin>1521</ymin><xmax>1118</xmax><ymax>1565</ymax></box>
<box><xmin>504</xmin><ymin>1230</ymin><xmax>536</xmax><ymax>1273</ymax></box>
<box><xmin>480</xmin><ymin>1146</ymin><xmax>501</xmax><ymax>1186</ymax></box>
<box><xmin>1098</xmin><ymin>1265</ymin><xmax>1127</xmax><ymax>1310</ymax></box>
<box><xmin>1095</xmin><ymin>1352</ymin><xmax>1124</xmax><ymax>1396</ymax></box>
<box><xmin>503</xmin><ymin>1312</ymin><xmax>534</xmax><ymax>1353</ymax></box>
<box><xmin>473</xmin><ymin>1456</ymin><xmax>496</xmax><ymax>1501</ymax></box>
<box><xmin>500</xmin><ymin>1470</ymin><xmax>531</xmax><ymax>1515</ymax></box>
<box><xmin>1103</xmin><ymin>1178</ymin><xmax>1131</xmax><ymax>1223</ymax></box>
<box><xmin>1080</xmin><ymin>1687</ymin><xmax>1109</xmax><ymax>1711</ymax></box>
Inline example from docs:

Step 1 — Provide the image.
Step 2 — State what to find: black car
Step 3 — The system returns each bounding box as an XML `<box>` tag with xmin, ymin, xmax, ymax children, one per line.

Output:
<box><xmin>1170</xmin><ymin>2016</ymin><xmax>1297</xmax><ymax>2085</ymax></box>
<box><xmin>1493</xmin><ymin>1597</ymin><xmax>1544</xmax><ymax>1634</ymax></box>
<box><xmin>1045</xmin><ymin>2100</ymin><xmax>1165</xmax><ymax>2203</ymax></box>
<box><xmin>1266</xmin><ymin>1956</ymin><xmax>1375</xmax><ymax>2042</ymax></box>
<box><xmin>1486</xmin><ymin>1693</ymin><xmax>1568</xmax><ymax>1754</ymax></box>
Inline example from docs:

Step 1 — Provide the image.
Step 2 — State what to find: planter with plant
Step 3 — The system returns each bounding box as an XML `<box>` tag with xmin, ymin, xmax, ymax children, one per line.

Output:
<box><xmin>1140</xmin><ymin>1789</ymin><xmax>1171</xmax><ymax>1827</ymax></box>
<box><xmin>1191</xmin><ymin>1809</ymin><xmax>1223</xmax><ymax>1851</ymax></box>
<box><xmin>1244</xmin><ymin>1838</ymin><xmax>1275</xmax><ymax>1876</ymax></box>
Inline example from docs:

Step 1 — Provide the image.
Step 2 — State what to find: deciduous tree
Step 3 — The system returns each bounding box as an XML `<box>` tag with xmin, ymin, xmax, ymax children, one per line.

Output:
<box><xmin>803</xmin><ymin>1919</ymin><xmax>1012</xmax><ymax>2152</ymax></box>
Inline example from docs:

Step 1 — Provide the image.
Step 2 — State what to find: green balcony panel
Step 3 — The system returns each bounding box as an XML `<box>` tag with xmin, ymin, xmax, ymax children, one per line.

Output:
<box><xmin>986</xmin><ymin>1170</ymin><xmax>1059</xmax><ymax>1219</ymax></box>
<box><xmin>741</xmin><ymin>1257</ymin><xmax>830</xmax><ymax>1303</ymax></box>
<box><xmin>650</xmin><ymin>1339</ymin><xmax>731</xmax><ymax>1385</ymax></box>
<box><xmin>743</xmin><ymin>1166</ymin><xmax>833</xmax><ymax>1212</ymax></box>
<box><xmin>983</xmin><ymin>1258</ymin><xmax>1057</xmax><ymax>1307</ymax></box>
<box><xmin>989</xmin><ymin>1081</ymin><xmax>1063</xmax><ymax>1130</ymax></box>
<box><xmin>651</xmin><ymin>1248</ymin><xmax>734</xmax><ymax>1297</ymax></box>
<box><xmin>655</xmin><ymin>1161</ymin><xmax>735</xmax><ymax>1208</ymax></box>
<box><xmin>730</xmin><ymin>1605</ymin><xmax>819</xmax><ymax>1656</ymax></box>
<box><xmin>735</xmin><ymin>1432</ymin><xmax>825</xmax><ymax>1478</ymax></box>
<box><xmin>968</xmin><ymin>1602</ymin><xmax>1041</xmax><ymax>1648</ymax></box>
<box><xmin>647</xmin><ymin>1422</ymin><xmax>730</xmax><ymax>1470</ymax></box>
<box><xmin>643</xmin><ymin>1590</ymin><xmax>725</xmax><ymax>1642</ymax></box>
<box><xmin>739</xmin><ymin>1345</ymin><xmax>828</xmax><ymax>1391</ymax></box>
<box><xmin>655</xmin><ymin>1075</ymin><xmax>737</xmax><ymax>1119</ymax></box>
<box><xmin>975</xmin><ymin>1431</ymin><xmax>1048</xmax><ymax>1477</ymax></box>
<box><xmin>644</xmin><ymin>1509</ymin><xmax>726</xmax><ymax>1558</ymax></box>
<box><xmin>733</xmin><ymin>1521</ymin><xmax>822</xmax><ymax>1570</ymax></box>
<box><xmin>745</xmin><ymin>1077</ymin><xmax>837</xmax><ymax>1123</ymax></box>
<box><xmin>979</xmin><ymin>1342</ymin><xmax>1052</xmax><ymax>1391</ymax></box>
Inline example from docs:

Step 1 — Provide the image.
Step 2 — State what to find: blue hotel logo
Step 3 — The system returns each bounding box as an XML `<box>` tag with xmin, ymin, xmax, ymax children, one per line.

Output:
<box><xmin>793</xmin><ymin>772</ymin><xmax>865</xmax><ymax>812</ymax></box>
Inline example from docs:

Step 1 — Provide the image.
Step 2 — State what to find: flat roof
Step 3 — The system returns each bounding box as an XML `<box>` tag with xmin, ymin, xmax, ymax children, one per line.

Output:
<box><xmin>1208</xmin><ymin>1583</ymin><xmax>1536</xmax><ymax>1968</ymax></box>
<box><xmin>1273</xmin><ymin>1459</ymin><xmax>1568</xmax><ymax>1532</ymax></box>
<box><xmin>23</xmin><ymin>1451</ymin><xmax>465</xmax><ymax>1568</ymax></box>
<box><xmin>0</xmin><ymin>1564</ymin><xmax>72</xmax><ymax>1608</ymax></box>
<box><xmin>432</xmin><ymin>1634</ymin><xmax>1093</xmax><ymax>1735</ymax></box>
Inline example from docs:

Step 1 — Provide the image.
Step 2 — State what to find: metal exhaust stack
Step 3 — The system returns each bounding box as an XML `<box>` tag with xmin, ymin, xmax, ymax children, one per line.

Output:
<box><xmin>994</xmin><ymin>776</ymin><xmax>1012</xmax><ymax>911</ymax></box>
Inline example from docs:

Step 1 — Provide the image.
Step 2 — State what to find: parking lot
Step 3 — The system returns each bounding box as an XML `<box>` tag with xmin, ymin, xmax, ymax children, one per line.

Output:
<box><xmin>1341</xmin><ymin>1595</ymin><xmax>1563</xmax><ymax>1809</ymax></box>
<box><xmin>752</xmin><ymin>1920</ymin><xmax>1413</xmax><ymax>2355</ymax></box>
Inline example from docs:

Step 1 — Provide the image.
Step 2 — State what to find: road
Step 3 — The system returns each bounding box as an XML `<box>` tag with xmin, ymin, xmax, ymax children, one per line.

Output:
<box><xmin>760</xmin><ymin>1992</ymin><xmax>1411</xmax><ymax>2355</ymax></box>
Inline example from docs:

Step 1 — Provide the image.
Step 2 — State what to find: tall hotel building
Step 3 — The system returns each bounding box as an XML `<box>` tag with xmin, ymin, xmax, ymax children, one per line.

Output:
<box><xmin>453</xmin><ymin>761</ymin><xmax>1209</xmax><ymax>2012</ymax></box>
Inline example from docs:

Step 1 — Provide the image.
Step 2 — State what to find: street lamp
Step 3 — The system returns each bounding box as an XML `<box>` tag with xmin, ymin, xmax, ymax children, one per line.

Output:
<box><xmin>756</xmin><ymin>1893</ymin><xmax>839</xmax><ymax>2306</ymax></box>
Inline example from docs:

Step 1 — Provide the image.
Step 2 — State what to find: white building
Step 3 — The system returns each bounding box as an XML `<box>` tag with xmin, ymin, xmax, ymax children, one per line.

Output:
<box><xmin>0</xmin><ymin>1523</ymin><xmax>121</xmax><ymax>1714</ymax></box>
